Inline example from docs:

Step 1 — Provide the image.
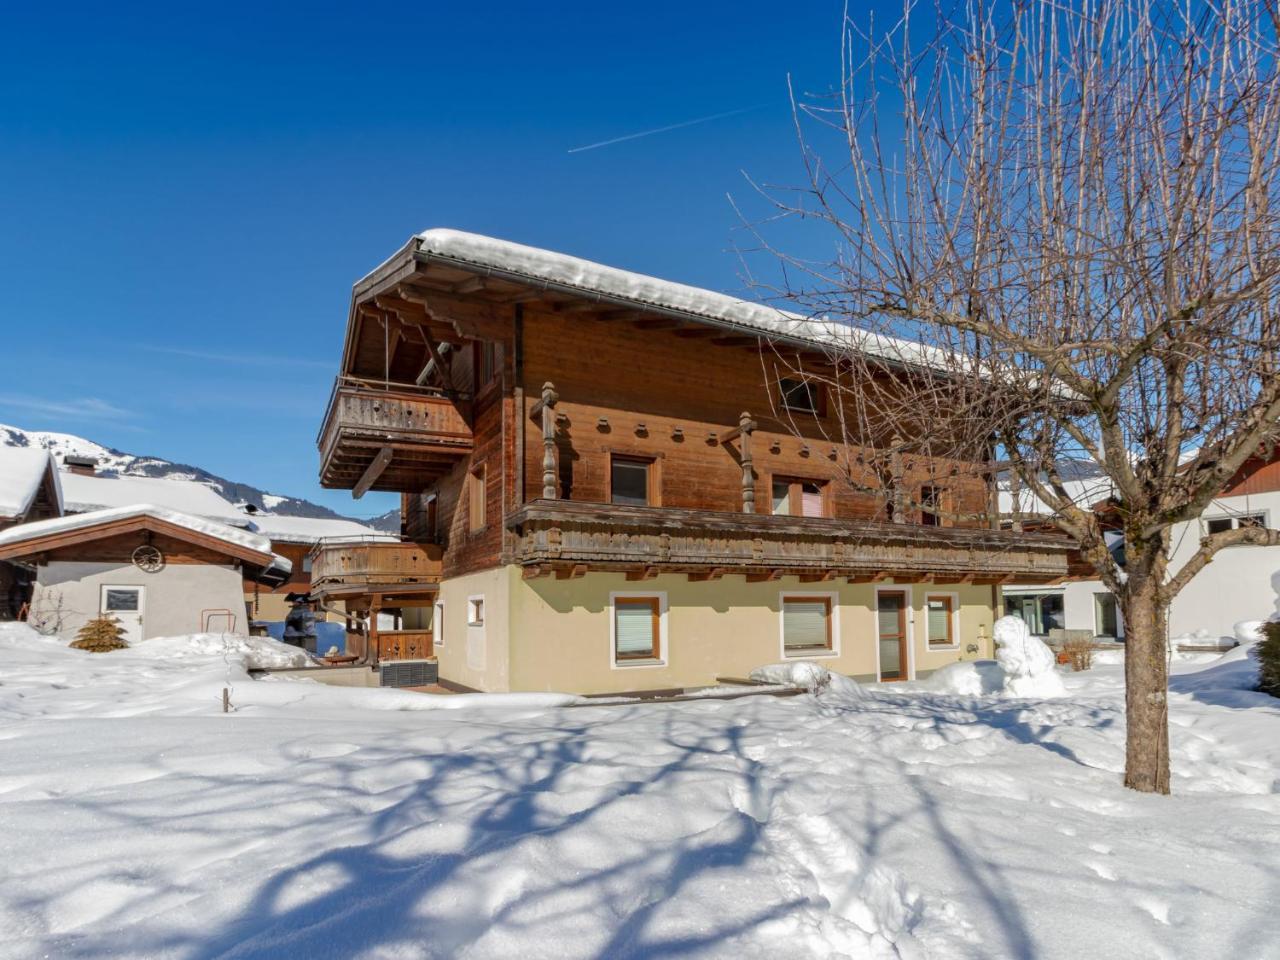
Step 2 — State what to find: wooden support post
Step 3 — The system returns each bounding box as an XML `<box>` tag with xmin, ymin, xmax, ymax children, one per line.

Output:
<box><xmin>369</xmin><ymin>595</ymin><xmax>382</xmax><ymax>664</ymax></box>
<box><xmin>720</xmin><ymin>411</ymin><xmax>757</xmax><ymax>514</ymax></box>
<box><xmin>890</xmin><ymin>437</ymin><xmax>906</xmax><ymax>523</ymax></box>
<box><xmin>1009</xmin><ymin>471</ymin><xmax>1023</xmax><ymax>532</ymax></box>
<box><xmin>353</xmin><ymin>446</ymin><xmax>393</xmax><ymax>500</ymax></box>
<box><xmin>536</xmin><ymin>382</ymin><xmax>560</xmax><ymax>500</ymax></box>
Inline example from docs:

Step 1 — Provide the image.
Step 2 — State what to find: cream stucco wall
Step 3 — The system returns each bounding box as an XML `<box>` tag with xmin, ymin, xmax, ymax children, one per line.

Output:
<box><xmin>435</xmin><ymin>566</ymin><xmax>514</xmax><ymax>692</ymax></box>
<box><xmin>438</xmin><ymin>568</ymin><xmax>998</xmax><ymax>695</ymax></box>
<box><xmin>30</xmin><ymin>560</ymin><xmax>249</xmax><ymax>641</ymax></box>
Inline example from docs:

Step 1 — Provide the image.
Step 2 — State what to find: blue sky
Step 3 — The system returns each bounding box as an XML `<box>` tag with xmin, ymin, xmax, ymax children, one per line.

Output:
<box><xmin>0</xmin><ymin>1</ymin><xmax>854</xmax><ymax>518</ymax></box>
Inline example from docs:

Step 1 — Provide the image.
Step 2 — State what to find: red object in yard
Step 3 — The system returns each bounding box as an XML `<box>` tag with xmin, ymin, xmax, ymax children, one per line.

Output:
<box><xmin>1056</xmin><ymin>651</ymin><xmax>1071</xmax><ymax>665</ymax></box>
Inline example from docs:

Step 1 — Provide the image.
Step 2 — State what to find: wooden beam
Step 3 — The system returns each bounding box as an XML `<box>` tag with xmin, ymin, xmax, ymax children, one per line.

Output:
<box><xmin>522</xmin><ymin>564</ymin><xmax>552</xmax><ymax>580</ymax></box>
<box><xmin>626</xmin><ymin>566</ymin><xmax>660</xmax><ymax>581</ymax></box>
<box><xmin>451</xmin><ymin>276</ymin><xmax>487</xmax><ymax>294</ymax></box>
<box><xmin>353</xmin><ymin>447</ymin><xmax>393</xmax><ymax>499</ymax></box>
<box><xmin>555</xmin><ymin>563</ymin><xmax>588</xmax><ymax>580</ymax></box>
<box><xmin>673</xmin><ymin>327</ymin><xmax>721</xmax><ymax>339</ymax></box>
<box><xmin>396</xmin><ymin>287</ymin><xmax>511</xmax><ymax>340</ymax></box>
<box><xmin>687</xmin><ymin>568</ymin><xmax>726</xmax><ymax>582</ymax></box>
<box><xmin>746</xmin><ymin>569</ymin><xmax>783</xmax><ymax>583</ymax></box>
<box><xmin>798</xmin><ymin>571</ymin><xmax>836</xmax><ymax>583</ymax></box>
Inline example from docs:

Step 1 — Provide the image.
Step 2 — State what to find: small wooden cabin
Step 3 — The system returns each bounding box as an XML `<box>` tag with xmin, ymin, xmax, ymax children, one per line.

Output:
<box><xmin>314</xmin><ymin>230</ymin><xmax>1074</xmax><ymax>694</ymax></box>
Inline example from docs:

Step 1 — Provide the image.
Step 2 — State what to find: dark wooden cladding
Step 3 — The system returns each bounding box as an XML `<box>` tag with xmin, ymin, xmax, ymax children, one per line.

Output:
<box><xmin>321</xmin><ymin>246</ymin><xmax>1077</xmax><ymax>586</ymax></box>
<box><xmin>518</xmin><ymin>308</ymin><xmax>988</xmax><ymax>523</ymax></box>
<box><xmin>317</xmin><ymin>380</ymin><xmax>473</xmax><ymax>492</ymax></box>
<box><xmin>507</xmin><ymin>500</ymin><xmax>1071</xmax><ymax>582</ymax></box>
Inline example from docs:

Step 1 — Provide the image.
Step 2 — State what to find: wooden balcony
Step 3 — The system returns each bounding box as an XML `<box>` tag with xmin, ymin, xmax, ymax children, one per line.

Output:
<box><xmin>317</xmin><ymin>378</ymin><xmax>473</xmax><ymax>493</ymax></box>
<box><xmin>310</xmin><ymin>539</ymin><xmax>443</xmax><ymax>596</ymax></box>
<box><xmin>507</xmin><ymin>500</ymin><xmax>1074</xmax><ymax>583</ymax></box>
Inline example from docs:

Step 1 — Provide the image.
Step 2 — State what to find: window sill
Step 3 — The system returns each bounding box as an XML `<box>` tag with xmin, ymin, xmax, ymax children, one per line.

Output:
<box><xmin>784</xmin><ymin>648</ymin><xmax>837</xmax><ymax>659</ymax></box>
<box><xmin>928</xmin><ymin>643</ymin><xmax>959</xmax><ymax>651</ymax></box>
<box><xmin>612</xmin><ymin>657</ymin><xmax>666</xmax><ymax>669</ymax></box>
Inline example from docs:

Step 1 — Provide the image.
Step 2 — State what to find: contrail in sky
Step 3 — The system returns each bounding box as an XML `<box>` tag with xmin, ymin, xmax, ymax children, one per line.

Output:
<box><xmin>567</xmin><ymin>104</ymin><xmax>766</xmax><ymax>154</ymax></box>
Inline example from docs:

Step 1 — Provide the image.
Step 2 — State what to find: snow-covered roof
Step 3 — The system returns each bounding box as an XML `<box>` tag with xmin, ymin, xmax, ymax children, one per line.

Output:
<box><xmin>396</xmin><ymin>229</ymin><xmax>952</xmax><ymax>370</ymax></box>
<box><xmin>0</xmin><ymin>447</ymin><xmax>62</xmax><ymax>520</ymax></box>
<box><xmin>998</xmin><ymin>476</ymin><xmax>1117</xmax><ymax>516</ymax></box>
<box><xmin>243</xmin><ymin>514</ymin><xmax>395</xmax><ymax>545</ymax></box>
<box><xmin>0</xmin><ymin>504</ymin><xmax>288</xmax><ymax>574</ymax></box>
<box><xmin>60</xmin><ymin>471</ymin><xmax>241</xmax><ymax>518</ymax></box>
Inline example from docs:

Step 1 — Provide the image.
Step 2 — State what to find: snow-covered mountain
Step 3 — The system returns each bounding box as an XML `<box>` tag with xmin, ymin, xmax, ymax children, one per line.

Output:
<box><xmin>0</xmin><ymin>423</ymin><xmax>365</xmax><ymax>523</ymax></box>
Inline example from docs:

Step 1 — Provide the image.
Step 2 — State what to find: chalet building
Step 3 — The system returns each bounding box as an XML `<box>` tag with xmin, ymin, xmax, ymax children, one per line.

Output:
<box><xmin>314</xmin><ymin>229</ymin><xmax>1075</xmax><ymax>694</ymax></box>
<box><xmin>0</xmin><ymin>505</ymin><xmax>290</xmax><ymax>642</ymax></box>
<box><xmin>56</xmin><ymin>461</ymin><xmax>387</xmax><ymax>630</ymax></box>
<box><xmin>0</xmin><ymin>448</ymin><xmax>63</xmax><ymax>619</ymax></box>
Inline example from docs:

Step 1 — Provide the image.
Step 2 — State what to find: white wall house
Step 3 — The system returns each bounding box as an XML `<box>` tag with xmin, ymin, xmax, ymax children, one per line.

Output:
<box><xmin>1001</xmin><ymin>461</ymin><xmax>1280</xmax><ymax>644</ymax></box>
<box><xmin>0</xmin><ymin>505</ymin><xmax>290</xmax><ymax>643</ymax></box>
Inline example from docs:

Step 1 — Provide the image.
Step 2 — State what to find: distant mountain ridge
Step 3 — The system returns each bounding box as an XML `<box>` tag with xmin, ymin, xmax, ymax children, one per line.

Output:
<box><xmin>0</xmin><ymin>423</ymin><xmax>393</xmax><ymax>527</ymax></box>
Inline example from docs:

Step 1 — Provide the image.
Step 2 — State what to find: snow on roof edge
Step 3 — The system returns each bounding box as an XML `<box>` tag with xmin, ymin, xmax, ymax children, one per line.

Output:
<box><xmin>0</xmin><ymin>447</ymin><xmax>62</xmax><ymax>520</ymax></box>
<box><xmin>0</xmin><ymin>503</ymin><xmax>290</xmax><ymax>573</ymax></box>
<box><xmin>356</xmin><ymin>228</ymin><xmax>954</xmax><ymax>372</ymax></box>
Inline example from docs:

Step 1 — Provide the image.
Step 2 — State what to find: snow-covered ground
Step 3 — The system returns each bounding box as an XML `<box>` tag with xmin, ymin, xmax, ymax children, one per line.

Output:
<box><xmin>0</xmin><ymin>624</ymin><xmax>1276</xmax><ymax>959</ymax></box>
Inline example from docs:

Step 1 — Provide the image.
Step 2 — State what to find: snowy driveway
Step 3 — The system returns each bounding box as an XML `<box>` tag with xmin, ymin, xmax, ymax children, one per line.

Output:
<box><xmin>0</xmin><ymin>626</ymin><xmax>1277</xmax><ymax>959</ymax></box>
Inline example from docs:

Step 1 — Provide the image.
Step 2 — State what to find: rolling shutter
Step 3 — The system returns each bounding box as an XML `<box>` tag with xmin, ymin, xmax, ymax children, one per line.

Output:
<box><xmin>615</xmin><ymin>600</ymin><xmax>657</xmax><ymax>658</ymax></box>
<box><xmin>783</xmin><ymin>598</ymin><xmax>829</xmax><ymax>650</ymax></box>
<box><xmin>927</xmin><ymin>598</ymin><xmax>951</xmax><ymax>644</ymax></box>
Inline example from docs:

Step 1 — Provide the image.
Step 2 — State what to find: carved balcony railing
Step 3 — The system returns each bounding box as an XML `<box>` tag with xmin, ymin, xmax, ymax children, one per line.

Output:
<box><xmin>507</xmin><ymin>500</ymin><xmax>1074</xmax><ymax>583</ymax></box>
<box><xmin>317</xmin><ymin>377</ymin><xmax>473</xmax><ymax>493</ymax></box>
<box><xmin>310</xmin><ymin>538</ymin><xmax>443</xmax><ymax>595</ymax></box>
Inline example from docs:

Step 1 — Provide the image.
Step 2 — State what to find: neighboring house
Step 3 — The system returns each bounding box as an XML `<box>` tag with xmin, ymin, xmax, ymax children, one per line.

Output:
<box><xmin>53</xmin><ymin>461</ymin><xmax>386</xmax><ymax>629</ymax></box>
<box><xmin>0</xmin><ymin>447</ymin><xmax>64</xmax><ymax>619</ymax></box>
<box><xmin>310</xmin><ymin>229</ymin><xmax>1076</xmax><ymax>693</ymax></box>
<box><xmin>1001</xmin><ymin>453</ymin><xmax>1280</xmax><ymax>644</ymax></box>
<box><xmin>0</xmin><ymin>505</ymin><xmax>290</xmax><ymax>641</ymax></box>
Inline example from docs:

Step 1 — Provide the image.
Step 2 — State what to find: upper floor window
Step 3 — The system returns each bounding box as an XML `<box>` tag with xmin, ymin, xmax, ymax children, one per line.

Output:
<box><xmin>468</xmin><ymin>465</ymin><xmax>486</xmax><ymax>531</ymax></box>
<box><xmin>772</xmin><ymin>477</ymin><xmax>827</xmax><ymax>517</ymax></box>
<box><xmin>780</xmin><ymin>377</ymin><xmax>823</xmax><ymax>415</ymax></box>
<box><xmin>919</xmin><ymin>485</ymin><xmax>942</xmax><ymax>526</ymax></box>
<box><xmin>478</xmin><ymin>342</ymin><xmax>498</xmax><ymax>387</ymax></box>
<box><xmin>610</xmin><ymin>455</ymin><xmax>654</xmax><ymax>506</ymax></box>
<box><xmin>1205</xmin><ymin>512</ymin><xmax>1268</xmax><ymax>535</ymax></box>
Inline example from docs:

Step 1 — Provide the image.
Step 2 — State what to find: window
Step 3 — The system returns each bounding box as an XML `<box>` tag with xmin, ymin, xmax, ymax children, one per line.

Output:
<box><xmin>779</xmin><ymin>377</ymin><xmax>822</xmax><ymax>414</ymax></box>
<box><xmin>478</xmin><ymin>342</ymin><xmax>498</xmax><ymax>386</ymax></box>
<box><xmin>782</xmin><ymin>596</ymin><xmax>833</xmax><ymax>654</ymax></box>
<box><xmin>302</xmin><ymin>554</ymin><xmax>313</xmax><ymax>574</ymax></box>
<box><xmin>1205</xmin><ymin>517</ymin><xmax>1233</xmax><ymax>535</ymax></box>
<box><xmin>467</xmin><ymin>596</ymin><xmax>484</xmax><ymax>626</ymax></box>
<box><xmin>771</xmin><ymin>477</ymin><xmax>827</xmax><ymax>517</ymax></box>
<box><xmin>1004</xmin><ymin>592</ymin><xmax>1064</xmax><ymax>636</ymax></box>
<box><xmin>468</xmin><ymin>465</ymin><xmax>486</xmax><ymax>531</ymax></box>
<box><xmin>613</xmin><ymin>597</ymin><xmax>660</xmax><ymax>662</ymax></box>
<box><xmin>1095</xmin><ymin>593</ymin><xmax>1119</xmax><ymax>638</ymax></box>
<box><xmin>926</xmin><ymin>595</ymin><xmax>955</xmax><ymax>647</ymax></box>
<box><xmin>434</xmin><ymin>601</ymin><xmax>445</xmax><ymax>645</ymax></box>
<box><xmin>610</xmin><ymin>455</ymin><xmax>653</xmax><ymax>506</ymax></box>
<box><xmin>919</xmin><ymin>486</ymin><xmax>941</xmax><ymax>526</ymax></box>
<box><xmin>1205</xmin><ymin>512</ymin><xmax>1268</xmax><ymax>535</ymax></box>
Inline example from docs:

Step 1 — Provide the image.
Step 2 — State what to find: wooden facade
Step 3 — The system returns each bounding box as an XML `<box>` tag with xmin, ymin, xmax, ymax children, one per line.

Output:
<box><xmin>314</xmin><ymin>232</ymin><xmax>1077</xmax><ymax>668</ymax></box>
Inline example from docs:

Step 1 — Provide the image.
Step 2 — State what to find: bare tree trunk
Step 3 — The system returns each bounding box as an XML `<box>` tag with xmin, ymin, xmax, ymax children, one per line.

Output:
<box><xmin>1120</xmin><ymin>570</ymin><xmax>1171</xmax><ymax>794</ymax></box>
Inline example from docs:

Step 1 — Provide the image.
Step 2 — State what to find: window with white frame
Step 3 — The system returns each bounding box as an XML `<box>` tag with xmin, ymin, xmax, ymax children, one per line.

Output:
<box><xmin>434</xmin><ymin>601</ymin><xmax>445</xmax><ymax>644</ymax></box>
<box><xmin>782</xmin><ymin>596</ymin><xmax>833</xmax><ymax>654</ymax></box>
<box><xmin>467</xmin><ymin>596</ymin><xmax>484</xmax><ymax>626</ymax></box>
<box><xmin>613</xmin><ymin>596</ymin><xmax>661</xmax><ymax>663</ymax></box>
<box><xmin>925</xmin><ymin>594</ymin><xmax>955</xmax><ymax>647</ymax></box>
<box><xmin>1205</xmin><ymin>511</ymin><xmax>1268</xmax><ymax>535</ymax></box>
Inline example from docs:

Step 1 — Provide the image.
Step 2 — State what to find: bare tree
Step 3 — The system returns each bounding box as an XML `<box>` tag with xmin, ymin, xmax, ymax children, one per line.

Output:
<box><xmin>750</xmin><ymin>0</ymin><xmax>1280</xmax><ymax>793</ymax></box>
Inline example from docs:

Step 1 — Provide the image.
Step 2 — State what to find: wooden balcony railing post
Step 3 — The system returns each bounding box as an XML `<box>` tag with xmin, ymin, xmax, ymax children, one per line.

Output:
<box><xmin>739</xmin><ymin>411</ymin><xmax>755</xmax><ymax>514</ymax></box>
<box><xmin>890</xmin><ymin>436</ymin><xmax>906</xmax><ymax>523</ymax></box>
<box><xmin>540</xmin><ymin>381</ymin><xmax>559</xmax><ymax>499</ymax></box>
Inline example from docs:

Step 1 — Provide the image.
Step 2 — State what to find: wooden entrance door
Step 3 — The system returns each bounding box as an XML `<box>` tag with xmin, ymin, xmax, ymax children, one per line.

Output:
<box><xmin>877</xmin><ymin>590</ymin><xmax>908</xmax><ymax>681</ymax></box>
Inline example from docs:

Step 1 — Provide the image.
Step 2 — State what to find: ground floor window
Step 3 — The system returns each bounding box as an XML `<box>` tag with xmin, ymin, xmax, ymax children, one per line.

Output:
<box><xmin>1004</xmin><ymin>592</ymin><xmax>1063</xmax><ymax>636</ymax></box>
<box><xmin>1094</xmin><ymin>592</ymin><xmax>1119</xmax><ymax>639</ymax></box>
<box><xmin>613</xmin><ymin>596</ymin><xmax>661</xmax><ymax>663</ymax></box>
<box><xmin>781</xmin><ymin>595</ymin><xmax>833</xmax><ymax>654</ymax></box>
<box><xmin>925</xmin><ymin>594</ymin><xmax>956</xmax><ymax>647</ymax></box>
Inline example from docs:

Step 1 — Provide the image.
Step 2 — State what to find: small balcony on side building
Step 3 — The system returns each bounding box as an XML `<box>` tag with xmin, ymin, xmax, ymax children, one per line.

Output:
<box><xmin>317</xmin><ymin>377</ymin><xmax>473</xmax><ymax>494</ymax></box>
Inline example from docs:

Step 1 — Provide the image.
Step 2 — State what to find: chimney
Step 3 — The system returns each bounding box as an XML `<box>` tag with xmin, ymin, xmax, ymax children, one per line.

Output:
<box><xmin>64</xmin><ymin>455</ymin><xmax>97</xmax><ymax>476</ymax></box>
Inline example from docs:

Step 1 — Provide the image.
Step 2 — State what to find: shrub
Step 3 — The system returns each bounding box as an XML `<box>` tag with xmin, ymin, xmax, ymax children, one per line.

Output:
<box><xmin>1259</xmin><ymin>622</ymin><xmax>1280</xmax><ymax>697</ymax></box>
<box><xmin>1061</xmin><ymin>636</ymin><xmax>1098</xmax><ymax>671</ymax></box>
<box><xmin>70</xmin><ymin>616</ymin><xmax>129</xmax><ymax>653</ymax></box>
